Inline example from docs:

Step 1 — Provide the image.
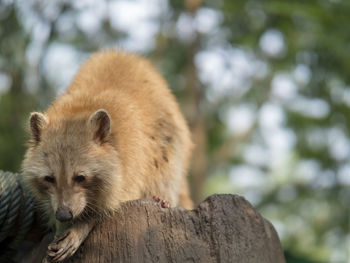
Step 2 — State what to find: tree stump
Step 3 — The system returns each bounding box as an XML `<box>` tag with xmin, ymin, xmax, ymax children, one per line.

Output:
<box><xmin>27</xmin><ymin>194</ymin><xmax>285</xmax><ymax>263</ymax></box>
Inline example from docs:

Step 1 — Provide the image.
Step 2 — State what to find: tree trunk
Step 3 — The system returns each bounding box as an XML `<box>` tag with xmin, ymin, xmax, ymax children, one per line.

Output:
<box><xmin>28</xmin><ymin>194</ymin><xmax>285</xmax><ymax>263</ymax></box>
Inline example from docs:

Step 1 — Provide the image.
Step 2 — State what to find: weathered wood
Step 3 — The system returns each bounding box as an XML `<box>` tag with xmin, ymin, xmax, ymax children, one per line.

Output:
<box><xmin>28</xmin><ymin>194</ymin><xmax>286</xmax><ymax>263</ymax></box>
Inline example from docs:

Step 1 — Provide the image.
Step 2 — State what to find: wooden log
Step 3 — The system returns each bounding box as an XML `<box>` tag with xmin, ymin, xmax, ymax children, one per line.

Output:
<box><xmin>27</xmin><ymin>194</ymin><xmax>286</xmax><ymax>263</ymax></box>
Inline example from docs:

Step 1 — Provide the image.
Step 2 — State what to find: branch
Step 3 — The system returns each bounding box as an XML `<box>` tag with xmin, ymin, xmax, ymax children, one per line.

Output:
<box><xmin>27</xmin><ymin>194</ymin><xmax>285</xmax><ymax>263</ymax></box>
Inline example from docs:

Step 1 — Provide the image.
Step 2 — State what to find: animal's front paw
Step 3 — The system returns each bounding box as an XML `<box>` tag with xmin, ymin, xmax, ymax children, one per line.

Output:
<box><xmin>44</xmin><ymin>230</ymin><xmax>81</xmax><ymax>262</ymax></box>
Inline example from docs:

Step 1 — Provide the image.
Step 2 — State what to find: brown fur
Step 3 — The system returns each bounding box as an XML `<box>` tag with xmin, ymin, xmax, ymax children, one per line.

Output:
<box><xmin>21</xmin><ymin>50</ymin><xmax>193</xmax><ymax>261</ymax></box>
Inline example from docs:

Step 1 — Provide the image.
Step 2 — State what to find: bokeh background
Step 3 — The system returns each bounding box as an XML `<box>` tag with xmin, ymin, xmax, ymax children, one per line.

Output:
<box><xmin>0</xmin><ymin>0</ymin><xmax>349</xmax><ymax>262</ymax></box>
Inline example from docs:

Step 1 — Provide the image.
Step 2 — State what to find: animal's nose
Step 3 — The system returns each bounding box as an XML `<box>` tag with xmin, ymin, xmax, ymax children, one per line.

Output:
<box><xmin>55</xmin><ymin>206</ymin><xmax>73</xmax><ymax>222</ymax></box>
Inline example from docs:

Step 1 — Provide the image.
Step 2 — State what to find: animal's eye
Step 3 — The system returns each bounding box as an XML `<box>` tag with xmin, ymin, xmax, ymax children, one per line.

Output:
<box><xmin>74</xmin><ymin>174</ymin><xmax>86</xmax><ymax>183</ymax></box>
<box><xmin>44</xmin><ymin>175</ymin><xmax>55</xmax><ymax>184</ymax></box>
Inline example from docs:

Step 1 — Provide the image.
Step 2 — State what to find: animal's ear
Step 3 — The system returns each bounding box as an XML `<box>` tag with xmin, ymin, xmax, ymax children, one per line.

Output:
<box><xmin>89</xmin><ymin>109</ymin><xmax>111</xmax><ymax>144</ymax></box>
<box><xmin>29</xmin><ymin>112</ymin><xmax>48</xmax><ymax>144</ymax></box>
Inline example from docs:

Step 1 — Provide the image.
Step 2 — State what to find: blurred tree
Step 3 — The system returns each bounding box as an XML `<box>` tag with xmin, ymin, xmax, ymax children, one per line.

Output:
<box><xmin>0</xmin><ymin>3</ymin><xmax>35</xmax><ymax>171</ymax></box>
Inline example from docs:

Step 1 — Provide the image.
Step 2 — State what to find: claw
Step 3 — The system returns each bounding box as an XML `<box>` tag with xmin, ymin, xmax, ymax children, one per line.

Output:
<box><xmin>47</xmin><ymin>248</ymin><xmax>62</xmax><ymax>257</ymax></box>
<box><xmin>152</xmin><ymin>196</ymin><xmax>170</xmax><ymax>208</ymax></box>
<box><xmin>160</xmin><ymin>200</ymin><xmax>170</xmax><ymax>208</ymax></box>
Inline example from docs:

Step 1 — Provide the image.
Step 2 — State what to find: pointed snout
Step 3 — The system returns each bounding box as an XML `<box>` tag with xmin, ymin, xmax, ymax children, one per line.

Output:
<box><xmin>55</xmin><ymin>206</ymin><xmax>73</xmax><ymax>222</ymax></box>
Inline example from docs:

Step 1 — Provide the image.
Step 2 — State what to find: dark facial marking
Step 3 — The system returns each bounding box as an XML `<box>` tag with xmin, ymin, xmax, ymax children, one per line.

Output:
<box><xmin>86</xmin><ymin>175</ymin><xmax>105</xmax><ymax>201</ymax></box>
<box><xmin>44</xmin><ymin>175</ymin><xmax>55</xmax><ymax>184</ymax></box>
<box><xmin>33</xmin><ymin>177</ymin><xmax>49</xmax><ymax>194</ymax></box>
<box><xmin>73</xmin><ymin>174</ymin><xmax>86</xmax><ymax>183</ymax></box>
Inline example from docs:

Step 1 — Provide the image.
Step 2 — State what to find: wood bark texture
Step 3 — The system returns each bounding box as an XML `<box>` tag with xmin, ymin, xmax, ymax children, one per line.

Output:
<box><xmin>29</xmin><ymin>194</ymin><xmax>286</xmax><ymax>263</ymax></box>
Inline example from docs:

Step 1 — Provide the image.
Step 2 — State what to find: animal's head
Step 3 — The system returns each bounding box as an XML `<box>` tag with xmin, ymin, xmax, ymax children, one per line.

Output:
<box><xmin>22</xmin><ymin>109</ymin><xmax>119</xmax><ymax>222</ymax></box>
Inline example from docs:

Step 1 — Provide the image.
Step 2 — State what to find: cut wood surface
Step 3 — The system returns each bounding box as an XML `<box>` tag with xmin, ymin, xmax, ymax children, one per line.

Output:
<box><xmin>28</xmin><ymin>194</ymin><xmax>286</xmax><ymax>263</ymax></box>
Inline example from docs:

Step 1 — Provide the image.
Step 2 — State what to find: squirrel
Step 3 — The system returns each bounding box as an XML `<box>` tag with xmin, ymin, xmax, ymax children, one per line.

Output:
<box><xmin>21</xmin><ymin>50</ymin><xmax>193</xmax><ymax>262</ymax></box>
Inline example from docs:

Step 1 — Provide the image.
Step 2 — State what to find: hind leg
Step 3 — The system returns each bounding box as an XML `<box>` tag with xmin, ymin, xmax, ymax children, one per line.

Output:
<box><xmin>179</xmin><ymin>178</ymin><xmax>193</xmax><ymax>209</ymax></box>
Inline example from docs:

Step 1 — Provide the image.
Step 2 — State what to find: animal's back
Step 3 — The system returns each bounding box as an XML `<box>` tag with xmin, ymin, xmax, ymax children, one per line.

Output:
<box><xmin>46</xmin><ymin>50</ymin><xmax>193</xmax><ymax>208</ymax></box>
